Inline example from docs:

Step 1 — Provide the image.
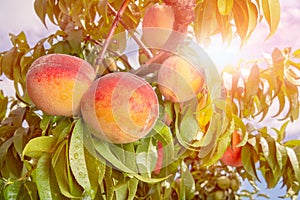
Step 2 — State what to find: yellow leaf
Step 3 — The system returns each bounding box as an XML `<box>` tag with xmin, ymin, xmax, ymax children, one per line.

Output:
<box><xmin>217</xmin><ymin>0</ymin><xmax>234</xmax><ymax>15</ymax></box>
<box><xmin>232</xmin><ymin>1</ymin><xmax>249</xmax><ymax>42</ymax></box>
<box><xmin>261</xmin><ymin>0</ymin><xmax>281</xmax><ymax>39</ymax></box>
<box><xmin>246</xmin><ymin>2</ymin><xmax>258</xmax><ymax>40</ymax></box>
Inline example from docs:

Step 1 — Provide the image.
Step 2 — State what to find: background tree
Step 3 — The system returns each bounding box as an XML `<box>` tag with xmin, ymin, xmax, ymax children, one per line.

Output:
<box><xmin>0</xmin><ymin>0</ymin><xmax>299</xmax><ymax>199</ymax></box>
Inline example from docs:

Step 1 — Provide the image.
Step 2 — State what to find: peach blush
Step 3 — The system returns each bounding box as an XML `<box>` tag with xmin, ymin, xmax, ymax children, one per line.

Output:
<box><xmin>81</xmin><ymin>72</ymin><xmax>159</xmax><ymax>144</ymax></box>
<box><xmin>26</xmin><ymin>54</ymin><xmax>95</xmax><ymax>116</ymax></box>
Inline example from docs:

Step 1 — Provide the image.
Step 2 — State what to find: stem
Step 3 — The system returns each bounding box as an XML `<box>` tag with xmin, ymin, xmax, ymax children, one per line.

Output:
<box><xmin>107</xmin><ymin>3</ymin><xmax>153</xmax><ymax>59</ymax></box>
<box><xmin>95</xmin><ymin>0</ymin><xmax>131</xmax><ymax>74</ymax></box>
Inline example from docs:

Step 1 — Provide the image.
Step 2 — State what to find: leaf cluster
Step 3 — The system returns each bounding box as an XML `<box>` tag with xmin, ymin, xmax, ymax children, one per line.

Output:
<box><xmin>0</xmin><ymin>0</ymin><xmax>299</xmax><ymax>199</ymax></box>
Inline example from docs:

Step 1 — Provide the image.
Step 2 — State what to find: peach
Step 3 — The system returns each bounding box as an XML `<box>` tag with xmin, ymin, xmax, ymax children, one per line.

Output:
<box><xmin>220</xmin><ymin>130</ymin><xmax>243</xmax><ymax>167</ymax></box>
<box><xmin>142</xmin><ymin>3</ymin><xmax>175</xmax><ymax>49</ymax></box>
<box><xmin>81</xmin><ymin>72</ymin><xmax>159</xmax><ymax>144</ymax></box>
<box><xmin>26</xmin><ymin>54</ymin><xmax>96</xmax><ymax>116</ymax></box>
<box><xmin>157</xmin><ymin>56</ymin><xmax>205</xmax><ymax>102</ymax></box>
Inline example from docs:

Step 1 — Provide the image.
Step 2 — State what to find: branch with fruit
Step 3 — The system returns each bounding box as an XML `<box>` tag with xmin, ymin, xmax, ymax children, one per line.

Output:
<box><xmin>0</xmin><ymin>0</ymin><xmax>299</xmax><ymax>199</ymax></box>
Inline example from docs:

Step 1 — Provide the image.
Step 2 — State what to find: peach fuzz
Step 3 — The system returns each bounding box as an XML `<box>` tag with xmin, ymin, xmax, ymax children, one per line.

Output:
<box><xmin>26</xmin><ymin>54</ymin><xmax>96</xmax><ymax>116</ymax></box>
<box><xmin>157</xmin><ymin>55</ymin><xmax>205</xmax><ymax>103</ymax></box>
<box><xmin>80</xmin><ymin>72</ymin><xmax>159</xmax><ymax>144</ymax></box>
<box><xmin>220</xmin><ymin>130</ymin><xmax>243</xmax><ymax>167</ymax></box>
<box><xmin>142</xmin><ymin>3</ymin><xmax>175</xmax><ymax>49</ymax></box>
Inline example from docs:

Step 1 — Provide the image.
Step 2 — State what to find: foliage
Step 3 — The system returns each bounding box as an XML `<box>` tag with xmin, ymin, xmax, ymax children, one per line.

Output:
<box><xmin>0</xmin><ymin>0</ymin><xmax>299</xmax><ymax>199</ymax></box>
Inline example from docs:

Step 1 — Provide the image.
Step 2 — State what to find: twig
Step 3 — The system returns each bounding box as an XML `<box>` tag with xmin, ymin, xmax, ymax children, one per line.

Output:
<box><xmin>85</xmin><ymin>36</ymin><xmax>132</xmax><ymax>71</ymax></box>
<box><xmin>95</xmin><ymin>0</ymin><xmax>131</xmax><ymax>74</ymax></box>
<box><xmin>107</xmin><ymin>3</ymin><xmax>153</xmax><ymax>59</ymax></box>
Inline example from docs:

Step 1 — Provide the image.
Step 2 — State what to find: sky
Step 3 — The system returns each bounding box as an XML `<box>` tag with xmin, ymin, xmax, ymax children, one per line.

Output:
<box><xmin>0</xmin><ymin>0</ymin><xmax>299</xmax><ymax>198</ymax></box>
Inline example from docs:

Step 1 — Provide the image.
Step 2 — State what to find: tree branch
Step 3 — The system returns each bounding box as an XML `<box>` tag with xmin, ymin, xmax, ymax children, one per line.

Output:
<box><xmin>95</xmin><ymin>0</ymin><xmax>131</xmax><ymax>75</ymax></box>
<box><xmin>107</xmin><ymin>3</ymin><xmax>153</xmax><ymax>59</ymax></box>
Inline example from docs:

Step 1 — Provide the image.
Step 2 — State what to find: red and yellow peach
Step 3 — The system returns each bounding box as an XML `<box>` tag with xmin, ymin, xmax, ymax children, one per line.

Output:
<box><xmin>142</xmin><ymin>3</ymin><xmax>175</xmax><ymax>49</ymax></box>
<box><xmin>80</xmin><ymin>72</ymin><xmax>159</xmax><ymax>144</ymax></box>
<box><xmin>157</xmin><ymin>55</ymin><xmax>205</xmax><ymax>103</ymax></box>
<box><xmin>26</xmin><ymin>54</ymin><xmax>95</xmax><ymax>116</ymax></box>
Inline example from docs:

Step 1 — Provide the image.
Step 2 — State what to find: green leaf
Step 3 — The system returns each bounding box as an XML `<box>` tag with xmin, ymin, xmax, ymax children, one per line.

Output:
<box><xmin>217</xmin><ymin>0</ymin><xmax>234</xmax><ymax>15</ymax></box>
<box><xmin>104</xmin><ymin>167</ymin><xmax>114</xmax><ymax>200</ymax></box>
<box><xmin>260</xmin><ymin>137</ymin><xmax>280</xmax><ymax>180</ymax></box>
<box><xmin>284</xmin><ymin>140</ymin><xmax>300</xmax><ymax>148</ymax></box>
<box><xmin>13</xmin><ymin>127</ymin><xmax>26</xmax><ymax>156</ymax></box>
<box><xmin>286</xmin><ymin>147</ymin><xmax>300</xmax><ymax>184</ymax></box>
<box><xmin>272</xmin><ymin>120</ymin><xmax>289</xmax><ymax>142</ymax></box>
<box><xmin>39</xmin><ymin>114</ymin><xmax>54</xmax><ymax>135</ymax></box>
<box><xmin>272</xmin><ymin>90</ymin><xmax>285</xmax><ymax>118</ymax></box>
<box><xmin>200</xmin><ymin>118</ymin><xmax>233</xmax><ymax>166</ymax></box>
<box><xmin>9</xmin><ymin>32</ymin><xmax>30</xmax><ymax>51</ymax></box>
<box><xmin>69</xmin><ymin>120</ymin><xmax>98</xmax><ymax>198</ymax></box>
<box><xmin>34</xmin><ymin>0</ymin><xmax>48</xmax><ymax>27</ymax></box>
<box><xmin>179</xmin><ymin>161</ymin><xmax>195</xmax><ymax>200</ymax></box>
<box><xmin>22</xmin><ymin>136</ymin><xmax>56</xmax><ymax>159</ymax></box>
<box><xmin>52</xmin><ymin>141</ymin><xmax>83</xmax><ymax>198</ymax></box>
<box><xmin>136</xmin><ymin>137</ymin><xmax>157</xmax><ymax>177</ymax></box>
<box><xmin>0</xmin><ymin>91</ymin><xmax>8</xmax><ymax>122</ymax></box>
<box><xmin>18</xmin><ymin>181</ymin><xmax>38</xmax><ymax>200</ymax></box>
<box><xmin>245</xmin><ymin>64</ymin><xmax>260</xmax><ymax>100</ymax></box>
<box><xmin>2</xmin><ymin>47</ymin><xmax>18</xmax><ymax>80</ymax></box>
<box><xmin>3</xmin><ymin>181</ymin><xmax>22</xmax><ymax>200</ymax></box>
<box><xmin>36</xmin><ymin>153</ymin><xmax>64</xmax><ymax>200</ymax></box>
<box><xmin>282</xmin><ymin>80</ymin><xmax>299</xmax><ymax>121</ymax></box>
<box><xmin>3</xmin><ymin>145</ymin><xmax>23</xmax><ymax>179</ymax></box>
<box><xmin>261</xmin><ymin>0</ymin><xmax>280</xmax><ymax>38</ymax></box>
<box><xmin>0</xmin><ymin>138</ymin><xmax>13</xmax><ymax>163</ymax></box>
<box><xmin>97</xmin><ymin>0</ymin><xmax>108</xmax><ymax>24</ymax></box>
<box><xmin>242</xmin><ymin>144</ymin><xmax>259</xmax><ymax>180</ymax></box>
<box><xmin>178</xmin><ymin>102</ymin><xmax>199</xmax><ymax>146</ymax></box>
<box><xmin>275</xmin><ymin>142</ymin><xmax>287</xmax><ymax>171</ymax></box>
<box><xmin>67</xmin><ymin>29</ymin><xmax>84</xmax><ymax>55</ymax></box>
<box><xmin>152</xmin><ymin>120</ymin><xmax>175</xmax><ymax>173</ymax></box>
<box><xmin>93</xmin><ymin>139</ymin><xmax>169</xmax><ymax>183</ymax></box>
<box><xmin>127</xmin><ymin>178</ymin><xmax>138</xmax><ymax>200</ymax></box>
<box><xmin>292</xmin><ymin>49</ymin><xmax>300</xmax><ymax>58</ymax></box>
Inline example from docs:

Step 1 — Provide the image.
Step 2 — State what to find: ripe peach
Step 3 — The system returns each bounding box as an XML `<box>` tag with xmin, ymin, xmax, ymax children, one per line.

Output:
<box><xmin>26</xmin><ymin>54</ymin><xmax>96</xmax><ymax>116</ymax></box>
<box><xmin>220</xmin><ymin>130</ymin><xmax>243</xmax><ymax>167</ymax></box>
<box><xmin>81</xmin><ymin>72</ymin><xmax>159</xmax><ymax>144</ymax></box>
<box><xmin>142</xmin><ymin>3</ymin><xmax>175</xmax><ymax>49</ymax></box>
<box><xmin>157</xmin><ymin>56</ymin><xmax>205</xmax><ymax>103</ymax></box>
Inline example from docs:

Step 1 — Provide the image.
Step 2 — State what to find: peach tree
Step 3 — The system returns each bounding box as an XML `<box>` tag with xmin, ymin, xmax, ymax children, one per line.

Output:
<box><xmin>0</xmin><ymin>0</ymin><xmax>300</xmax><ymax>199</ymax></box>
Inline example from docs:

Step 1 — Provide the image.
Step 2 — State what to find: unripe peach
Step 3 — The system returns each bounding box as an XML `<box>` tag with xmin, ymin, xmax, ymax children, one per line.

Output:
<box><xmin>26</xmin><ymin>54</ymin><xmax>96</xmax><ymax>116</ymax></box>
<box><xmin>81</xmin><ymin>72</ymin><xmax>159</xmax><ymax>144</ymax></box>
<box><xmin>220</xmin><ymin>130</ymin><xmax>243</xmax><ymax>167</ymax></box>
<box><xmin>158</xmin><ymin>56</ymin><xmax>205</xmax><ymax>102</ymax></box>
<box><xmin>142</xmin><ymin>3</ymin><xmax>175</xmax><ymax>48</ymax></box>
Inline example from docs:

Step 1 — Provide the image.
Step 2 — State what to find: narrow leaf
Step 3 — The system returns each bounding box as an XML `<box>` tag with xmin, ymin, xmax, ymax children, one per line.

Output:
<box><xmin>136</xmin><ymin>137</ymin><xmax>157</xmax><ymax>177</ymax></box>
<box><xmin>261</xmin><ymin>0</ymin><xmax>280</xmax><ymax>38</ymax></box>
<box><xmin>69</xmin><ymin>120</ymin><xmax>97</xmax><ymax>198</ymax></box>
<box><xmin>36</xmin><ymin>153</ymin><xmax>61</xmax><ymax>200</ymax></box>
<box><xmin>34</xmin><ymin>0</ymin><xmax>48</xmax><ymax>27</ymax></box>
<box><xmin>286</xmin><ymin>147</ymin><xmax>300</xmax><ymax>184</ymax></box>
<box><xmin>217</xmin><ymin>0</ymin><xmax>234</xmax><ymax>15</ymax></box>
<box><xmin>22</xmin><ymin>136</ymin><xmax>56</xmax><ymax>159</ymax></box>
<box><xmin>242</xmin><ymin>144</ymin><xmax>259</xmax><ymax>180</ymax></box>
